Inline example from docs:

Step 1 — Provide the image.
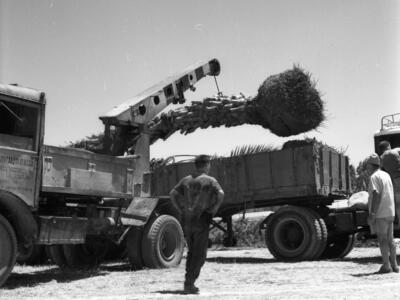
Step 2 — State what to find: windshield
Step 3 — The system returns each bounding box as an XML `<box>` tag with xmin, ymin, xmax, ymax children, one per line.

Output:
<box><xmin>0</xmin><ymin>99</ymin><xmax>39</xmax><ymax>151</ymax></box>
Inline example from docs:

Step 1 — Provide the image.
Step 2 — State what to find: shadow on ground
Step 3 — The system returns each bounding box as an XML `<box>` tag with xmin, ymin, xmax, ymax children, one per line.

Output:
<box><xmin>341</xmin><ymin>255</ymin><xmax>383</xmax><ymax>265</ymax></box>
<box><xmin>206</xmin><ymin>256</ymin><xmax>276</xmax><ymax>264</ymax></box>
<box><xmin>4</xmin><ymin>267</ymin><xmax>108</xmax><ymax>290</ymax></box>
<box><xmin>155</xmin><ymin>290</ymin><xmax>187</xmax><ymax>295</ymax></box>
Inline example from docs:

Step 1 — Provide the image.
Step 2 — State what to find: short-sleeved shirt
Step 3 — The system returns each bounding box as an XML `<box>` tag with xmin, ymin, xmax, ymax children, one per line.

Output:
<box><xmin>173</xmin><ymin>173</ymin><xmax>222</xmax><ymax>218</ymax></box>
<box><xmin>368</xmin><ymin>169</ymin><xmax>395</xmax><ymax>218</ymax></box>
<box><xmin>381</xmin><ymin>148</ymin><xmax>400</xmax><ymax>179</ymax></box>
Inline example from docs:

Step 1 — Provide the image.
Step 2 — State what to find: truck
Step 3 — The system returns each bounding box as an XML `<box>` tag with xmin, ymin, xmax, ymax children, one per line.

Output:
<box><xmin>151</xmin><ymin>113</ymin><xmax>400</xmax><ymax>262</ymax></box>
<box><xmin>0</xmin><ymin>58</ymin><xmax>221</xmax><ymax>286</ymax></box>
<box><xmin>151</xmin><ymin>141</ymin><xmax>364</xmax><ymax>261</ymax></box>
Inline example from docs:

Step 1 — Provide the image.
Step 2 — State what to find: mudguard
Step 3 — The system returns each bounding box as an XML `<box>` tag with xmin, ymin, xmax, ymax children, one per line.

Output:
<box><xmin>121</xmin><ymin>197</ymin><xmax>159</xmax><ymax>226</ymax></box>
<box><xmin>0</xmin><ymin>190</ymin><xmax>38</xmax><ymax>247</ymax></box>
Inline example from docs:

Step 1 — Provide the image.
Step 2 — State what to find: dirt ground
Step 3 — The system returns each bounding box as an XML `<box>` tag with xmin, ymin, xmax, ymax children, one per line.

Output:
<box><xmin>1</xmin><ymin>246</ymin><xmax>400</xmax><ymax>300</ymax></box>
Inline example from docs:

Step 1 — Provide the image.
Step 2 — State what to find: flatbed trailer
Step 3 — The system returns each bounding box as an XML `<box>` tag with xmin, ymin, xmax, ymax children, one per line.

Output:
<box><xmin>151</xmin><ymin>142</ymin><xmax>371</xmax><ymax>261</ymax></box>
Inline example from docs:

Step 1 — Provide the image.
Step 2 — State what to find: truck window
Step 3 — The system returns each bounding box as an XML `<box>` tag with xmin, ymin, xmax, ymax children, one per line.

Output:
<box><xmin>0</xmin><ymin>100</ymin><xmax>39</xmax><ymax>151</ymax></box>
<box><xmin>374</xmin><ymin>134</ymin><xmax>400</xmax><ymax>154</ymax></box>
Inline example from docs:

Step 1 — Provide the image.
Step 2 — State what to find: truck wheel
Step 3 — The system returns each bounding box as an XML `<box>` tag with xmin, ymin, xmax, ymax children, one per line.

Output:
<box><xmin>0</xmin><ymin>215</ymin><xmax>17</xmax><ymax>287</ymax></box>
<box><xmin>308</xmin><ymin>210</ymin><xmax>328</xmax><ymax>260</ymax></box>
<box><xmin>265</xmin><ymin>206</ymin><xmax>323</xmax><ymax>261</ymax></box>
<box><xmin>126</xmin><ymin>227</ymin><xmax>144</xmax><ymax>270</ymax></box>
<box><xmin>321</xmin><ymin>234</ymin><xmax>355</xmax><ymax>259</ymax></box>
<box><xmin>63</xmin><ymin>237</ymin><xmax>109</xmax><ymax>269</ymax></box>
<box><xmin>142</xmin><ymin>215</ymin><xmax>184</xmax><ymax>268</ymax></box>
<box><xmin>17</xmin><ymin>245</ymin><xmax>46</xmax><ymax>265</ymax></box>
<box><xmin>47</xmin><ymin>245</ymin><xmax>67</xmax><ymax>268</ymax></box>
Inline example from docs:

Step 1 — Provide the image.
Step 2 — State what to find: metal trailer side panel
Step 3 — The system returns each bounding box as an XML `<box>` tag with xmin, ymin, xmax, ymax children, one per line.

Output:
<box><xmin>150</xmin><ymin>144</ymin><xmax>350</xmax><ymax>208</ymax></box>
<box><xmin>41</xmin><ymin>145</ymin><xmax>135</xmax><ymax>198</ymax></box>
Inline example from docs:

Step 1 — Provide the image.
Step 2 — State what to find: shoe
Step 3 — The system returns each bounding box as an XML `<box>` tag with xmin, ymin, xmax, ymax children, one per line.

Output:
<box><xmin>184</xmin><ymin>284</ymin><xmax>199</xmax><ymax>294</ymax></box>
<box><xmin>377</xmin><ymin>265</ymin><xmax>392</xmax><ymax>274</ymax></box>
<box><xmin>392</xmin><ymin>266</ymin><xmax>399</xmax><ymax>273</ymax></box>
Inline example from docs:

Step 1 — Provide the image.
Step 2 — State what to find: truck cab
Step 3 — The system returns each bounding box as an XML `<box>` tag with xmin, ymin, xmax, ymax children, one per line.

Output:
<box><xmin>374</xmin><ymin>113</ymin><xmax>400</xmax><ymax>153</ymax></box>
<box><xmin>0</xmin><ymin>84</ymin><xmax>45</xmax><ymax>208</ymax></box>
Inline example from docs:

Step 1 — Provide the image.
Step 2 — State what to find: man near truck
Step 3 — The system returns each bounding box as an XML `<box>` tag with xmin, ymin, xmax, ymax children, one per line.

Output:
<box><xmin>170</xmin><ymin>155</ymin><xmax>224</xmax><ymax>294</ymax></box>
<box><xmin>379</xmin><ymin>141</ymin><xmax>400</xmax><ymax>227</ymax></box>
<box><xmin>366</xmin><ymin>153</ymin><xmax>398</xmax><ymax>273</ymax></box>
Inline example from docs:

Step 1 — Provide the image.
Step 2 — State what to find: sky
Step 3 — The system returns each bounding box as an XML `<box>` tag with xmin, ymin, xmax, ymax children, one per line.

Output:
<box><xmin>1</xmin><ymin>0</ymin><xmax>399</xmax><ymax>166</ymax></box>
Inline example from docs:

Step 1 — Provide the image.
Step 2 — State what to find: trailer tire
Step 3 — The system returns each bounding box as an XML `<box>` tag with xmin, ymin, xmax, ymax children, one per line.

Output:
<box><xmin>321</xmin><ymin>234</ymin><xmax>355</xmax><ymax>259</ymax></box>
<box><xmin>0</xmin><ymin>214</ymin><xmax>17</xmax><ymax>287</ymax></box>
<box><xmin>142</xmin><ymin>215</ymin><xmax>184</xmax><ymax>268</ymax></box>
<box><xmin>265</xmin><ymin>206</ymin><xmax>323</xmax><ymax>261</ymax></box>
<box><xmin>47</xmin><ymin>245</ymin><xmax>67</xmax><ymax>268</ymax></box>
<box><xmin>126</xmin><ymin>227</ymin><xmax>144</xmax><ymax>270</ymax></box>
<box><xmin>62</xmin><ymin>237</ymin><xmax>109</xmax><ymax>269</ymax></box>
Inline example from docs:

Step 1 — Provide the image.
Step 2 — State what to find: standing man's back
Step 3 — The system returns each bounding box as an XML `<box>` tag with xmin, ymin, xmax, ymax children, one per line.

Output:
<box><xmin>170</xmin><ymin>155</ymin><xmax>224</xmax><ymax>294</ymax></box>
<box><xmin>379</xmin><ymin>141</ymin><xmax>400</xmax><ymax>226</ymax></box>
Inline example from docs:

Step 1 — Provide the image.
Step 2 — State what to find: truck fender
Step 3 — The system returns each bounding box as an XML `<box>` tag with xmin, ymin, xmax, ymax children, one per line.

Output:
<box><xmin>0</xmin><ymin>190</ymin><xmax>38</xmax><ymax>251</ymax></box>
<box><xmin>121</xmin><ymin>197</ymin><xmax>181</xmax><ymax>227</ymax></box>
<box><xmin>121</xmin><ymin>197</ymin><xmax>160</xmax><ymax>226</ymax></box>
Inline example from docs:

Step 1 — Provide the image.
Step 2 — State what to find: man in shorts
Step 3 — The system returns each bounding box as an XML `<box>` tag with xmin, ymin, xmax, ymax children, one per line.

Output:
<box><xmin>366</xmin><ymin>153</ymin><xmax>398</xmax><ymax>273</ymax></box>
<box><xmin>170</xmin><ymin>155</ymin><xmax>224</xmax><ymax>294</ymax></box>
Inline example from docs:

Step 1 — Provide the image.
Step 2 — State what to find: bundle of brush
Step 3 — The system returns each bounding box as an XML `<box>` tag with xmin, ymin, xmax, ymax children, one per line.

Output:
<box><xmin>149</xmin><ymin>65</ymin><xmax>324</xmax><ymax>142</ymax></box>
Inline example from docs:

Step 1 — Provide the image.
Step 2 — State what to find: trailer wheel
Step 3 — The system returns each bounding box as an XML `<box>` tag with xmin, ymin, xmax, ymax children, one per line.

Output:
<box><xmin>265</xmin><ymin>206</ymin><xmax>323</xmax><ymax>261</ymax></box>
<box><xmin>47</xmin><ymin>245</ymin><xmax>67</xmax><ymax>268</ymax></box>
<box><xmin>321</xmin><ymin>234</ymin><xmax>355</xmax><ymax>259</ymax></box>
<box><xmin>63</xmin><ymin>237</ymin><xmax>109</xmax><ymax>269</ymax></box>
<box><xmin>142</xmin><ymin>215</ymin><xmax>184</xmax><ymax>268</ymax></box>
<box><xmin>126</xmin><ymin>227</ymin><xmax>144</xmax><ymax>270</ymax></box>
<box><xmin>0</xmin><ymin>215</ymin><xmax>17</xmax><ymax>286</ymax></box>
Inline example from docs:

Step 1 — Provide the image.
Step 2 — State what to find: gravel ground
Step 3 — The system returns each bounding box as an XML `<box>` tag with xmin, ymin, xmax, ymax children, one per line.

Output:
<box><xmin>1</xmin><ymin>246</ymin><xmax>400</xmax><ymax>300</ymax></box>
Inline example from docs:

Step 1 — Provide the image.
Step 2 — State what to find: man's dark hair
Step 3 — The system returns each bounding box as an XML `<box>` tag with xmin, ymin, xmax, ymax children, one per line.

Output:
<box><xmin>194</xmin><ymin>155</ymin><xmax>211</xmax><ymax>169</ymax></box>
<box><xmin>378</xmin><ymin>140</ymin><xmax>391</xmax><ymax>155</ymax></box>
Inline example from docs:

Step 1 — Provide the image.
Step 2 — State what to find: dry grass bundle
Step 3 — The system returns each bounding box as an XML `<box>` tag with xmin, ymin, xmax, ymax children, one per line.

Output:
<box><xmin>150</xmin><ymin>65</ymin><xmax>324</xmax><ymax>142</ymax></box>
<box><xmin>253</xmin><ymin>66</ymin><xmax>324</xmax><ymax>137</ymax></box>
<box><xmin>230</xmin><ymin>144</ymin><xmax>278</xmax><ymax>157</ymax></box>
<box><xmin>67</xmin><ymin>133</ymin><xmax>104</xmax><ymax>153</ymax></box>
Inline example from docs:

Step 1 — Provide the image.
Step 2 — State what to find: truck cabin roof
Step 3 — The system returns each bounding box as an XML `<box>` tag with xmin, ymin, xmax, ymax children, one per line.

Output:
<box><xmin>0</xmin><ymin>83</ymin><xmax>45</xmax><ymax>104</ymax></box>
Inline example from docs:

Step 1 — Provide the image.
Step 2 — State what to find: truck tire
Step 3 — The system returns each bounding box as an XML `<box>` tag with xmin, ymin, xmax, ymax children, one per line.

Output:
<box><xmin>0</xmin><ymin>214</ymin><xmax>17</xmax><ymax>287</ymax></box>
<box><xmin>265</xmin><ymin>206</ymin><xmax>323</xmax><ymax>261</ymax></box>
<box><xmin>17</xmin><ymin>245</ymin><xmax>47</xmax><ymax>265</ymax></box>
<box><xmin>142</xmin><ymin>215</ymin><xmax>184</xmax><ymax>268</ymax></box>
<box><xmin>321</xmin><ymin>234</ymin><xmax>355</xmax><ymax>259</ymax></box>
<box><xmin>126</xmin><ymin>227</ymin><xmax>144</xmax><ymax>270</ymax></box>
<box><xmin>308</xmin><ymin>210</ymin><xmax>328</xmax><ymax>260</ymax></box>
<box><xmin>47</xmin><ymin>245</ymin><xmax>67</xmax><ymax>268</ymax></box>
<box><xmin>62</xmin><ymin>237</ymin><xmax>109</xmax><ymax>269</ymax></box>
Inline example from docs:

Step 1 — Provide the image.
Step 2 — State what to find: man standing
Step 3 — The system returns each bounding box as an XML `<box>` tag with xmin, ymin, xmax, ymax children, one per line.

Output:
<box><xmin>366</xmin><ymin>153</ymin><xmax>398</xmax><ymax>273</ymax></box>
<box><xmin>170</xmin><ymin>155</ymin><xmax>224</xmax><ymax>294</ymax></box>
<box><xmin>379</xmin><ymin>141</ymin><xmax>400</xmax><ymax>226</ymax></box>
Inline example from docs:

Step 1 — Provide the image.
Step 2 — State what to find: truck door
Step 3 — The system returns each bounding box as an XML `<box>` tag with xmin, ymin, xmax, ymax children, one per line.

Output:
<box><xmin>0</xmin><ymin>93</ymin><xmax>44</xmax><ymax>208</ymax></box>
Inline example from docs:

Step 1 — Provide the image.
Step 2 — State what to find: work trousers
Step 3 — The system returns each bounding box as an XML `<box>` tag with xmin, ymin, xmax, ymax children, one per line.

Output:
<box><xmin>393</xmin><ymin>178</ymin><xmax>400</xmax><ymax>223</ymax></box>
<box><xmin>183</xmin><ymin>213</ymin><xmax>211</xmax><ymax>286</ymax></box>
